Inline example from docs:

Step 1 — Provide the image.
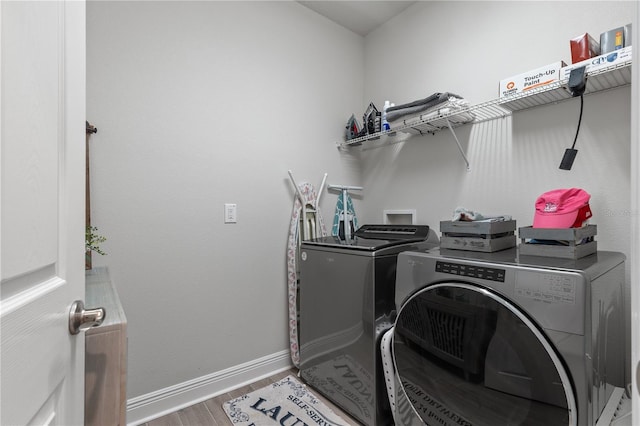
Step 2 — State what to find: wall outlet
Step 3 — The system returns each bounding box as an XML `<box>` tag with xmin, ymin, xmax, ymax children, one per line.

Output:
<box><xmin>224</xmin><ymin>203</ymin><xmax>237</xmax><ymax>223</ymax></box>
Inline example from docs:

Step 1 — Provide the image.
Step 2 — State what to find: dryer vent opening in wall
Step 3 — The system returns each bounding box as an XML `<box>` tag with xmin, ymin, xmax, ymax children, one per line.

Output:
<box><xmin>384</xmin><ymin>210</ymin><xmax>416</xmax><ymax>225</ymax></box>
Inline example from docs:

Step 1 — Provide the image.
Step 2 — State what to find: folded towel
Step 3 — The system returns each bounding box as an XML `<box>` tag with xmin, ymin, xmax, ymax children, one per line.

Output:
<box><xmin>388</xmin><ymin>98</ymin><xmax>474</xmax><ymax>134</ymax></box>
<box><xmin>386</xmin><ymin>92</ymin><xmax>462</xmax><ymax>123</ymax></box>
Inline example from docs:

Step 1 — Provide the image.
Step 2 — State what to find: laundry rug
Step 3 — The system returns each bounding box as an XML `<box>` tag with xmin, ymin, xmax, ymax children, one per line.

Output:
<box><xmin>222</xmin><ymin>375</ymin><xmax>350</xmax><ymax>426</ymax></box>
<box><xmin>302</xmin><ymin>354</ymin><xmax>374</xmax><ymax>424</ymax></box>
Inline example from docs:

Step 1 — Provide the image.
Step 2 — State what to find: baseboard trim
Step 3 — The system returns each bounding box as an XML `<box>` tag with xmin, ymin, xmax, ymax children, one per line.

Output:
<box><xmin>126</xmin><ymin>349</ymin><xmax>293</xmax><ymax>425</ymax></box>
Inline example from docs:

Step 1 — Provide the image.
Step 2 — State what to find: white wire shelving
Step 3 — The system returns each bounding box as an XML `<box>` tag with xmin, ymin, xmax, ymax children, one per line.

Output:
<box><xmin>337</xmin><ymin>58</ymin><xmax>632</xmax><ymax>151</ymax></box>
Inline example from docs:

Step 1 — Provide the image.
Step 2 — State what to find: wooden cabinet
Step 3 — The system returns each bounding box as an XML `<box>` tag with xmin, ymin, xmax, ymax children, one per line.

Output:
<box><xmin>85</xmin><ymin>267</ymin><xmax>128</xmax><ymax>426</ymax></box>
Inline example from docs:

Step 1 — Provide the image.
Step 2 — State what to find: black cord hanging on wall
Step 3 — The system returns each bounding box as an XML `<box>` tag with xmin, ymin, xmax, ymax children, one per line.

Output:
<box><xmin>559</xmin><ymin>66</ymin><xmax>587</xmax><ymax>170</ymax></box>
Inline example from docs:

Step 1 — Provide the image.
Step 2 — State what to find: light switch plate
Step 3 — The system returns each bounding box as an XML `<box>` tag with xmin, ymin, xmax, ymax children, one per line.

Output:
<box><xmin>224</xmin><ymin>203</ymin><xmax>237</xmax><ymax>223</ymax></box>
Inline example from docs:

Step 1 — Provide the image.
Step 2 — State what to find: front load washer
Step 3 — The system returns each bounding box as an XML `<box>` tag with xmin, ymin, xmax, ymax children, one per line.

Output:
<box><xmin>299</xmin><ymin>224</ymin><xmax>439</xmax><ymax>426</ymax></box>
<box><xmin>391</xmin><ymin>248</ymin><xmax>626</xmax><ymax>426</ymax></box>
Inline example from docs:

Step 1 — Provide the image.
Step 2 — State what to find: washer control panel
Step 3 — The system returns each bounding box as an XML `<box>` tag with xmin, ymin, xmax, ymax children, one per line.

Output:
<box><xmin>436</xmin><ymin>261</ymin><xmax>506</xmax><ymax>282</ymax></box>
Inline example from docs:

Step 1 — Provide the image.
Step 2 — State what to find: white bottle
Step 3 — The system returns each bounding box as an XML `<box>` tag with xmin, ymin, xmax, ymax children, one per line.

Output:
<box><xmin>382</xmin><ymin>100</ymin><xmax>391</xmax><ymax>131</ymax></box>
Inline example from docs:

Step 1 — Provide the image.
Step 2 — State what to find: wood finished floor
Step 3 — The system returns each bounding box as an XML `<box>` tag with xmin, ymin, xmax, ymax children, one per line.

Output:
<box><xmin>141</xmin><ymin>368</ymin><xmax>362</xmax><ymax>426</ymax></box>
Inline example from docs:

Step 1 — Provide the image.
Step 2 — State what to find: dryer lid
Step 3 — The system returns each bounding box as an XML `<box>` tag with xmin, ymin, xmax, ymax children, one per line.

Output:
<box><xmin>303</xmin><ymin>224</ymin><xmax>434</xmax><ymax>251</ymax></box>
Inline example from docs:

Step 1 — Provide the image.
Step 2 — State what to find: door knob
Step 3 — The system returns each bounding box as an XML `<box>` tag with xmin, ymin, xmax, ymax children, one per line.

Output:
<box><xmin>69</xmin><ymin>300</ymin><xmax>106</xmax><ymax>335</ymax></box>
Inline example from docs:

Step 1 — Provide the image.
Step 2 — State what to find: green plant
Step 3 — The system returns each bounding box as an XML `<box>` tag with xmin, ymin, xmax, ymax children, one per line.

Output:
<box><xmin>86</xmin><ymin>226</ymin><xmax>107</xmax><ymax>255</ymax></box>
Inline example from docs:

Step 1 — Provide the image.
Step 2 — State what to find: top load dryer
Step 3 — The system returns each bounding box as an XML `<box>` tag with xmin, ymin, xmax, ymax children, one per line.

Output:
<box><xmin>299</xmin><ymin>224</ymin><xmax>439</xmax><ymax>426</ymax></box>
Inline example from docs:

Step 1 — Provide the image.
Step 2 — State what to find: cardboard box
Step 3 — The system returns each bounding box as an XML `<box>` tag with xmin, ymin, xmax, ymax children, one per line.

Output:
<box><xmin>570</xmin><ymin>33</ymin><xmax>600</xmax><ymax>64</ymax></box>
<box><xmin>600</xmin><ymin>27</ymin><xmax>625</xmax><ymax>54</ymax></box>
<box><xmin>499</xmin><ymin>61</ymin><xmax>566</xmax><ymax>98</ymax></box>
<box><xmin>562</xmin><ymin>45</ymin><xmax>632</xmax><ymax>79</ymax></box>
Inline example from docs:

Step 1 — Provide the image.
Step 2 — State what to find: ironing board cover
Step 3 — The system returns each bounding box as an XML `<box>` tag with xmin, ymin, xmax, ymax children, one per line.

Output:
<box><xmin>331</xmin><ymin>193</ymin><xmax>358</xmax><ymax>237</ymax></box>
<box><xmin>287</xmin><ymin>182</ymin><xmax>327</xmax><ymax>367</ymax></box>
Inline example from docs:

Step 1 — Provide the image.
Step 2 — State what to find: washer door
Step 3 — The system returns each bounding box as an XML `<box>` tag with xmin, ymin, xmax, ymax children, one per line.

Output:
<box><xmin>393</xmin><ymin>283</ymin><xmax>577</xmax><ymax>426</ymax></box>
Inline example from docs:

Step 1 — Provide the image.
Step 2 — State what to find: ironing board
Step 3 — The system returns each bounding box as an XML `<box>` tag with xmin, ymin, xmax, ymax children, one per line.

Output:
<box><xmin>329</xmin><ymin>184</ymin><xmax>361</xmax><ymax>241</ymax></box>
<box><xmin>287</xmin><ymin>171</ymin><xmax>327</xmax><ymax>367</ymax></box>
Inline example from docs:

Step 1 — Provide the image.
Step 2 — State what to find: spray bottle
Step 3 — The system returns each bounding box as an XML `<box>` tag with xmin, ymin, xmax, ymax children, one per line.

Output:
<box><xmin>382</xmin><ymin>100</ymin><xmax>391</xmax><ymax>131</ymax></box>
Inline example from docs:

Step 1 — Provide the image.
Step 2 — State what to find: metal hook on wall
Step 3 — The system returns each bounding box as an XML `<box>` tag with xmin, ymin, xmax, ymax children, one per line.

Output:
<box><xmin>86</xmin><ymin>121</ymin><xmax>97</xmax><ymax>134</ymax></box>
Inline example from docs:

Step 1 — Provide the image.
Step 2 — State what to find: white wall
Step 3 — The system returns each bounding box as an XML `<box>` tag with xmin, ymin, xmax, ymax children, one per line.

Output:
<box><xmin>86</xmin><ymin>0</ymin><xmax>364</xmax><ymax>403</ymax></box>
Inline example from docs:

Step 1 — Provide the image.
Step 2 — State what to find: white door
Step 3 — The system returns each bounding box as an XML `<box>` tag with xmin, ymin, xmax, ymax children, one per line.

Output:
<box><xmin>1</xmin><ymin>1</ymin><xmax>86</xmax><ymax>425</ymax></box>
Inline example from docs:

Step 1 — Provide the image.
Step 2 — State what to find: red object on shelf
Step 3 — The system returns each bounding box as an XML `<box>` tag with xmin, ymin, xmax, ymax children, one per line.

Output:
<box><xmin>570</xmin><ymin>33</ymin><xmax>601</xmax><ymax>64</ymax></box>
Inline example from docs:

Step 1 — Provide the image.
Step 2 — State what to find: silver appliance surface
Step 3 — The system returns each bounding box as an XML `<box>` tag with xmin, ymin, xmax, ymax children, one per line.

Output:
<box><xmin>303</xmin><ymin>224</ymin><xmax>436</xmax><ymax>252</ymax></box>
<box><xmin>392</xmin><ymin>248</ymin><xmax>626</xmax><ymax>426</ymax></box>
<box><xmin>298</xmin><ymin>225</ymin><xmax>439</xmax><ymax>426</ymax></box>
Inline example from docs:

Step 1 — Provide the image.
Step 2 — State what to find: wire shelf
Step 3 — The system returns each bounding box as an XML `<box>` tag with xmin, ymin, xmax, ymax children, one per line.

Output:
<box><xmin>337</xmin><ymin>59</ymin><xmax>631</xmax><ymax>149</ymax></box>
<box><xmin>499</xmin><ymin>59</ymin><xmax>631</xmax><ymax>112</ymax></box>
